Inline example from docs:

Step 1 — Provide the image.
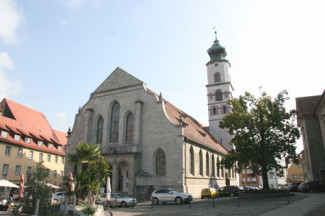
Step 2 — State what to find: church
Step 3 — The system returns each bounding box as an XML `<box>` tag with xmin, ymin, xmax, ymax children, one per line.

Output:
<box><xmin>65</xmin><ymin>35</ymin><xmax>237</xmax><ymax>199</ymax></box>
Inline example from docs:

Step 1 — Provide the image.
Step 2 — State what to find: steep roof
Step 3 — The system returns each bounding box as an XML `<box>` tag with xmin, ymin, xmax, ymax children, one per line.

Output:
<box><xmin>146</xmin><ymin>89</ymin><xmax>228</xmax><ymax>155</ymax></box>
<box><xmin>0</xmin><ymin>98</ymin><xmax>66</xmax><ymax>155</ymax></box>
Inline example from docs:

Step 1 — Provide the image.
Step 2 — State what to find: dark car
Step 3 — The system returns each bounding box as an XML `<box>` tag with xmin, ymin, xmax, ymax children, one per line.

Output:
<box><xmin>298</xmin><ymin>181</ymin><xmax>325</xmax><ymax>192</ymax></box>
<box><xmin>217</xmin><ymin>186</ymin><xmax>240</xmax><ymax>197</ymax></box>
<box><xmin>288</xmin><ymin>182</ymin><xmax>302</xmax><ymax>192</ymax></box>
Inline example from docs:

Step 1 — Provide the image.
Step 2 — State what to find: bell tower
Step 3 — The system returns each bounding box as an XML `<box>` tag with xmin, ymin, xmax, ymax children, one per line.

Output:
<box><xmin>206</xmin><ymin>32</ymin><xmax>233</xmax><ymax>150</ymax></box>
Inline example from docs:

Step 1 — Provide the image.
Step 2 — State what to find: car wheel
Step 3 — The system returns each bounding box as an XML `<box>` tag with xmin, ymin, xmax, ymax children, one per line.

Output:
<box><xmin>152</xmin><ymin>198</ymin><xmax>159</xmax><ymax>205</ymax></box>
<box><xmin>230</xmin><ymin>193</ymin><xmax>234</xmax><ymax>197</ymax></box>
<box><xmin>121</xmin><ymin>201</ymin><xmax>127</xmax><ymax>208</ymax></box>
<box><xmin>175</xmin><ymin>197</ymin><xmax>182</xmax><ymax>205</ymax></box>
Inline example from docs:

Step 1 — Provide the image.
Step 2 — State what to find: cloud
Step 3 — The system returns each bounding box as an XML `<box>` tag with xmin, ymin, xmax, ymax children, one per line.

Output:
<box><xmin>56</xmin><ymin>112</ymin><xmax>67</xmax><ymax>119</ymax></box>
<box><xmin>0</xmin><ymin>0</ymin><xmax>25</xmax><ymax>45</ymax></box>
<box><xmin>0</xmin><ymin>52</ymin><xmax>22</xmax><ymax>98</ymax></box>
<box><xmin>0</xmin><ymin>52</ymin><xmax>14</xmax><ymax>70</ymax></box>
<box><xmin>61</xmin><ymin>0</ymin><xmax>101</xmax><ymax>12</ymax></box>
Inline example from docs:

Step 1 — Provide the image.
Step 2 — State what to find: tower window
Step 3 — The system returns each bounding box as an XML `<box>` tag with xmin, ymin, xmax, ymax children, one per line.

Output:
<box><xmin>223</xmin><ymin>106</ymin><xmax>227</xmax><ymax>114</ymax></box>
<box><xmin>213</xmin><ymin>107</ymin><xmax>217</xmax><ymax>115</ymax></box>
<box><xmin>214</xmin><ymin>72</ymin><xmax>221</xmax><ymax>83</ymax></box>
<box><xmin>215</xmin><ymin>90</ymin><xmax>223</xmax><ymax>101</ymax></box>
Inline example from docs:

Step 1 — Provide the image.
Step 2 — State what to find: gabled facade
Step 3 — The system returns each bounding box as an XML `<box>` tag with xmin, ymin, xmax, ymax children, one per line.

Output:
<box><xmin>66</xmin><ymin>67</ymin><xmax>237</xmax><ymax>200</ymax></box>
<box><xmin>296</xmin><ymin>90</ymin><xmax>325</xmax><ymax>182</ymax></box>
<box><xmin>0</xmin><ymin>98</ymin><xmax>66</xmax><ymax>194</ymax></box>
<box><xmin>287</xmin><ymin>158</ymin><xmax>304</xmax><ymax>182</ymax></box>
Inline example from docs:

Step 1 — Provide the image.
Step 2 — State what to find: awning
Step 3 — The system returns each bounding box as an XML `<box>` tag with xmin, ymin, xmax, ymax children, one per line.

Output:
<box><xmin>0</xmin><ymin>179</ymin><xmax>19</xmax><ymax>188</ymax></box>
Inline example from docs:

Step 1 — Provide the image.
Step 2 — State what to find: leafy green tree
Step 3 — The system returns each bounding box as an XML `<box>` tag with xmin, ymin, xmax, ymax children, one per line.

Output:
<box><xmin>219</xmin><ymin>90</ymin><xmax>300</xmax><ymax>189</ymax></box>
<box><xmin>67</xmin><ymin>142</ymin><xmax>111</xmax><ymax>204</ymax></box>
<box><xmin>24</xmin><ymin>162</ymin><xmax>52</xmax><ymax>211</ymax></box>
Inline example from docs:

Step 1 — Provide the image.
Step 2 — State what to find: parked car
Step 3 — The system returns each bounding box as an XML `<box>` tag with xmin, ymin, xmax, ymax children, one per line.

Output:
<box><xmin>288</xmin><ymin>182</ymin><xmax>302</xmax><ymax>192</ymax></box>
<box><xmin>99</xmin><ymin>193</ymin><xmax>137</xmax><ymax>207</ymax></box>
<box><xmin>298</xmin><ymin>181</ymin><xmax>325</xmax><ymax>192</ymax></box>
<box><xmin>53</xmin><ymin>191</ymin><xmax>66</xmax><ymax>201</ymax></box>
<box><xmin>217</xmin><ymin>186</ymin><xmax>240</xmax><ymax>197</ymax></box>
<box><xmin>151</xmin><ymin>189</ymin><xmax>193</xmax><ymax>205</ymax></box>
<box><xmin>201</xmin><ymin>188</ymin><xmax>219</xmax><ymax>199</ymax></box>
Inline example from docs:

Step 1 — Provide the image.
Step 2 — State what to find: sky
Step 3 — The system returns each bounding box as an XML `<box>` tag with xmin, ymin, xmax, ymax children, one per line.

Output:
<box><xmin>1</xmin><ymin>0</ymin><xmax>325</xmax><ymax>153</ymax></box>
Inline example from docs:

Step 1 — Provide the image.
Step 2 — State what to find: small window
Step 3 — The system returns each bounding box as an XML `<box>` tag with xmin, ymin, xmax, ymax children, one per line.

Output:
<box><xmin>38</xmin><ymin>140</ymin><xmax>43</xmax><ymax>147</ymax></box>
<box><xmin>39</xmin><ymin>153</ymin><xmax>43</xmax><ymax>162</ymax></box>
<box><xmin>25</xmin><ymin>137</ymin><xmax>31</xmax><ymax>143</ymax></box>
<box><xmin>243</xmin><ymin>177</ymin><xmax>246</xmax><ymax>182</ymax></box>
<box><xmin>61</xmin><ymin>157</ymin><xmax>65</xmax><ymax>164</ymax></box>
<box><xmin>17</xmin><ymin>148</ymin><xmax>23</xmax><ymax>158</ymax></box>
<box><xmin>46</xmin><ymin>169</ymin><xmax>50</xmax><ymax>177</ymax></box>
<box><xmin>15</xmin><ymin>165</ymin><xmax>21</xmax><ymax>175</ymax></box>
<box><xmin>223</xmin><ymin>106</ymin><xmax>227</xmax><ymax>114</ymax></box>
<box><xmin>53</xmin><ymin>170</ymin><xmax>57</xmax><ymax>178</ymax></box>
<box><xmin>213</xmin><ymin>107</ymin><xmax>217</xmax><ymax>115</ymax></box>
<box><xmin>48</xmin><ymin>143</ymin><xmax>52</xmax><ymax>149</ymax></box>
<box><xmin>214</xmin><ymin>72</ymin><xmax>221</xmax><ymax>83</ymax></box>
<box><xmin>2</xmin><ymin>164</ymin><xmax>9</xmax><ymax>174</ymax></box>
<box><xmin>47</xmin><ymin>155</ymin><xmax>51</xmax><ymax>162</ymax></box>
<box><xmin>58</xmin><ymin>146</ymin><xmax>62</xmax><ymax>151</ymax></box>
<box><xmin>5</xmin><ymin>146</ymin><xmax>11</xmax><ymax>156</ymax></box>
<box><xmin>1</xmin><ymin>131</ymin><xmax>8</xmax><ymax>138</ymax></box>
<box><xmin>29</xmin><ymin>151</ymin><xmax>33</xmax><ymax>159</ymax></box>
<box><xmin>215</xmin><ymin>89</ymin><xmax>223</xmax><ymax>101</ymax></box>
<box><xmin>60</xmin><ymin>171</ymin><xmax>64</xmax><ymax>178</ymax></box>
<box><xmin>55</xmin><ymin>156</ymin><xmax>58</xmax><ymax>163</ymax></box>
<box><xmin>14</xmin><ymin>134</ymin><xmax>21</xmax><ymax>141</ymax></box>
<box><xmin>26</xmin><ymin>167</ymin><xmax>32</xmax><ymax>174</ymax></box>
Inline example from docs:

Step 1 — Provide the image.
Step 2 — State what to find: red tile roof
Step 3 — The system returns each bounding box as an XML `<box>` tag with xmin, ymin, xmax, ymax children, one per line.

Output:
<box><xmin>146</xmin><ymin>89</ymin><xmax>228</xmax><ymax>155</ymax></box>
<box><xmin>0</xmin><ymin>98</ymin><xmax>66</xmax><ymax>156</ymax></box>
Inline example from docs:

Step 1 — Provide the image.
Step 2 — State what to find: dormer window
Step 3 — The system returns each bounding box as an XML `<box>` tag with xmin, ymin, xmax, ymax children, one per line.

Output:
<box><xmin>14</xmin><ymin>134</ymin><xmax>21</xmax><ymax>141</ymax></box>
<box><xmin>38</xmin><ymin>140</ymin><xmax>43</xmax><ymax>147</ymax></box>
<box><xmin>25</xmin><ymin>137</ymin><xmax>31</xmax><ymax>143</ymax></box>
<box><xmin>58</xmin><ymin>146</ymin><xmax>62</xmax><ymax>151</ymax></box>
<box><xmin>48</xmin><ymin>143</ymin><xmax>52</xmax><ymax>149</ymax></box>
<box><xmin>1</xmin><ymin>131</ymin><xmax>8</xmax><ymax>138</ymax></box>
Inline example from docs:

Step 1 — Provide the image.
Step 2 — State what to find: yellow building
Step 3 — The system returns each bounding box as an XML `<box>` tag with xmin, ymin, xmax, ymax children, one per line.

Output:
<box><xmin>287</xmin><ymin>158</ymin><xmax>304</xmax><ymax>182</ymax></box>
<box><xmin>0</xmin><ymin>98</ymin><xmax>66</xmax><ymax>195</ymax></box>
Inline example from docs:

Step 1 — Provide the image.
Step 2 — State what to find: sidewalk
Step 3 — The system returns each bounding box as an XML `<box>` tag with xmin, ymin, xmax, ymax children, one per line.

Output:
<box><xmin>262</xmin><ymin>193</ymin><xmax>325</xmax><ymax>216</ymax></box>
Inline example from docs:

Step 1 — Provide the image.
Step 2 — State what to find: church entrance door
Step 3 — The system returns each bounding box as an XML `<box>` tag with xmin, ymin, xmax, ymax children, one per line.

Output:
<box><xmin>118</xmin><ymin>161</ymin><xmax>130</xmax><ymax>193</ymax></box>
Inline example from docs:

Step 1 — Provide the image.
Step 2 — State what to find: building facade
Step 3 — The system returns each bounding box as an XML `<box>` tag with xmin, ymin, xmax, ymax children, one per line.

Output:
<box><xmin>0</xmin><ymin>98</ymin><xmax>66</xmax><ymax>196</ymax></box>
<box><xmin>296</xmin><ymin>90</ymin><xmax>325</xmax><ymax>182</ymax></box>
<box><xmin>287</xmin><ymin>158</ymin><xmax>304</xmax><ymax>183</ymax></box>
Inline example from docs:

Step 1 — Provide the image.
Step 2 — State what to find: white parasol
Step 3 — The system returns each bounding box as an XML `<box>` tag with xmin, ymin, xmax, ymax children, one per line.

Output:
<box><xmin>106</xmin><ymin>177</ymin><xmax>111</xmax><ymax>200</ymax></box>
<box><xmin>0</xmin><ymin>179</ymin><xmax>19</xmax><ymax>188</ymax></box>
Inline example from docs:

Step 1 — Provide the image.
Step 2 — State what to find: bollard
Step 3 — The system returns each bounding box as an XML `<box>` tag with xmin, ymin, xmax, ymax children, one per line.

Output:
<box><xmin>34</xmin><ymin>199</ymin><xmax>40</xmax><ymax>216</ymax></box>
<box><xmin>189</xmin><ymin>201</ymin><xmax>191</xmax><ymax>209</ymax></box>
<box><xmin>213</xmin><ymin>196</ymin><xmax>215</xmax><ymax>208</ymax></box>
<box><xmin>287</xmin><ymin>192</ymin><xmax>290</xmax><ymax>204</ymax></box>
<box><xmin>237</xmin><ymin>193</ymin><xmax>240</xmax><ymax>207</ymax></box>
<box><xmin>151</xmin><ymin>200</ymin><xmax>153</xmax><ymax>209</ymax></box>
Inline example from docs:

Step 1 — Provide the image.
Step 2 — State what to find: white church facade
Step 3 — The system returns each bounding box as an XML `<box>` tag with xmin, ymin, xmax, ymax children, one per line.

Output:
<box><xmin>65</xmin><ymin>35</ymin><xmax>237</xmax><ymax>200</ymax></box>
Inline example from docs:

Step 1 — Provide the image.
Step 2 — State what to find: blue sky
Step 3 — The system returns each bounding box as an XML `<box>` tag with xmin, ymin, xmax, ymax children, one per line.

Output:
<box><xmin>1</xmin><ymin>0</ymin><xmax>325</xmax><ymax>152</ymax></box>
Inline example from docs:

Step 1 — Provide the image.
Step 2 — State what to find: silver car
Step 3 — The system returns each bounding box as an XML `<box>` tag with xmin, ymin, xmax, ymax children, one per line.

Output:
<box><xmin>100</xmin><ymin>193</ymin><xmax>137</xmax><ymax>207</ymax></box>
<box><xmin>151</xmin><ymin>189</ymin><xmax>193</xmax><ymax>205</ymax></box>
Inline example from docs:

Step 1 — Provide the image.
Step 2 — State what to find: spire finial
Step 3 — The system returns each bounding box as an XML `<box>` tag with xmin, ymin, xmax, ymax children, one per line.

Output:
<box><xmin>213</xmin><ymin>26</ymin><xmax>217</xmax><ymax>40</ymax></box>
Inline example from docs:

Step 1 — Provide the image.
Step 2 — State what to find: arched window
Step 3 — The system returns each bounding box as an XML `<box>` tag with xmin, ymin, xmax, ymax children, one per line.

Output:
<box><xmin>190</xmin><ymin>147</ymin><xmax>194</xmax><ymax>175</ymax></box>
<box><xmin>199</xmin><ymin>150</ymin><xmax>203</xmax><ymax>176</ymax></box>
<box><xmin>212</xmin><ymin>155</ymin><xmax>215</xmax><ymax>176</ymax></box>
<box><xmin>217</xmin><ymin>157</ymin><xmax>220</xmax><ymax>177</ymax></box>
<box><xmin>96</xmin><ymin>116</ymin><xmax>103</xmax><ymax>144</ymax></box>
<box><xmin>214</xmin><ymin>72</ymin><xmax>221</xmax><ymax>82</ymax></box>
<box><xmin>125</xmin><ymin>112</ymin><xmax>134</xmax><ymax>142</ymax></box>
<box><xmin>110</xmin><ymin>102</ymin><xmax>120</xmax><ymax>142</ymax></box>
<box><xmin>156</xmin><ymin>149</ymin><xmax>166</xmax><ymax>176</ymax></box>
<box><xmin>206</xmin><ymin>152</ymin><xmax>209</xmax><ymax>176</ymax></box>
<box><xmin>213</xmin><ymin>107</ymin><xmax>217</xmax><ymax>115</ymax></box>
<box><xmin>215</xmin><ymin>89</ymin><xmax>223</xmax><ymax>101</ymax></box>
<box><xmin>223</xmin><ymin>106</ymin><xmax>227</xmax><ymax>114</ymax></box>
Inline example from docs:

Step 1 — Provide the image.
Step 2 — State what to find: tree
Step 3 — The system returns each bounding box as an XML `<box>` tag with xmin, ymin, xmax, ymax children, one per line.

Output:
<box><xmin>67</xmin><ymin>142</ymin><xmax>111</xmax><ymax>204</ymax></box>
<box><xmin>219</xmin><ymin>90</ymin><xmax>300</xmax><ymax>189</ymax></box>
<box><xmin>24</xmin><ymin>162</ymin><xmax>52</xmax><ymax>212</ymax></box>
